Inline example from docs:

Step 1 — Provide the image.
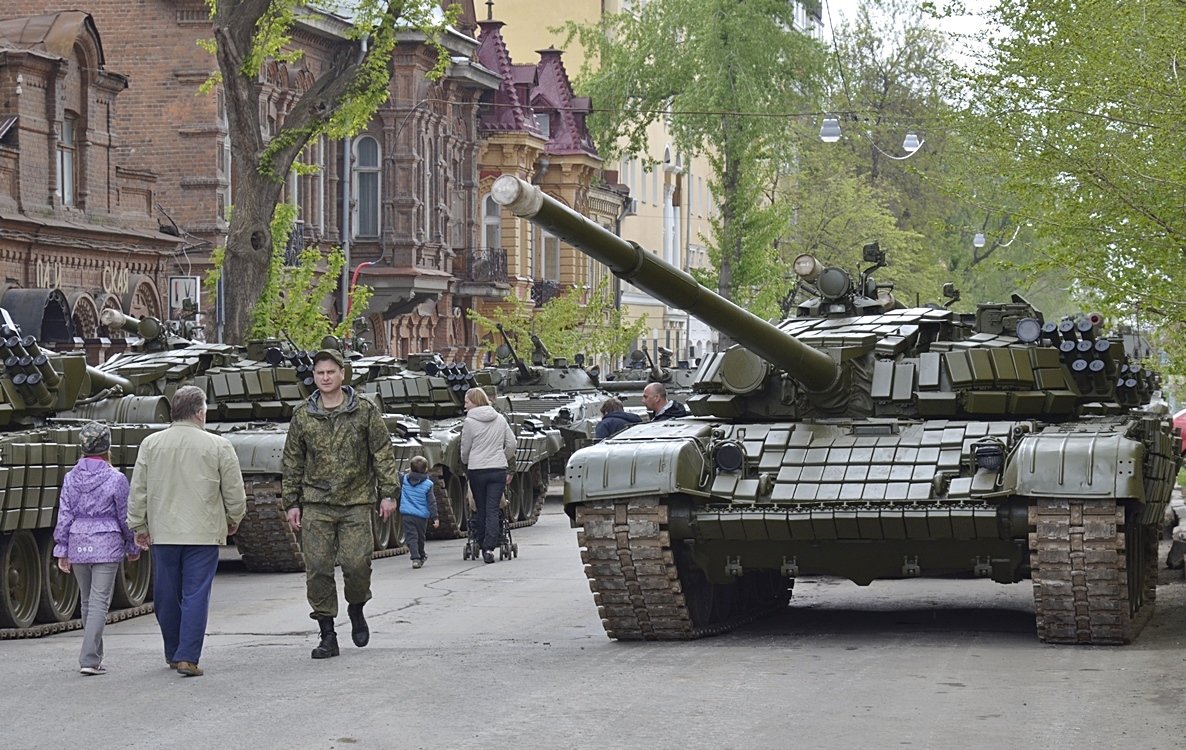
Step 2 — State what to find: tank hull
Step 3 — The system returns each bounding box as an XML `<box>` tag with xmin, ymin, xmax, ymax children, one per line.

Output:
<box><xmin>565</xmin><ymin>415</ymin><xmax>1176</xmax><ymax>643</ymax></box>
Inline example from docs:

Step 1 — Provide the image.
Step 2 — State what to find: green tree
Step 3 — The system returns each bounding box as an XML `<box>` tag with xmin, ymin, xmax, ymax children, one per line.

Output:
<box><xmin>562</xmin><ymin>0</ymin><xmax>831</xmax><ymax>306</ymax></box>
<box><xmin>204</xmin><ymin>0</ymin><xmax>454</xmax><ymax>343</ymax></box>
<box><xmin>205</xmin><ymin>203</ymin><xmax>373</xmax><ymax>349</ymax></box>
<box><xmin>468</xmin><ymin>278</ymin><xmax>648</xmax><ymax>366</ymax></box>
<box><xmin>955</xmin><ymin>0</ymin><xmax>1186</xmax><ymax>368</ymax></box>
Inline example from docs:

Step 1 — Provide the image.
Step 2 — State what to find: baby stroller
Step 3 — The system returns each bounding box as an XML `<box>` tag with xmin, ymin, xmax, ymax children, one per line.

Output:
<box><xmin>463</xmin><ymin>486</ymin><xmax>518</xmax><ymax>561</ymax></box>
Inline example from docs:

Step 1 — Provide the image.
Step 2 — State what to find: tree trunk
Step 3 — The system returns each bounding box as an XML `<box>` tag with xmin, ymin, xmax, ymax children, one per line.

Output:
<box><xmin>222</xmin><ymin>172</ymin><xmax>283</xmax><ymax>343</ymax></box>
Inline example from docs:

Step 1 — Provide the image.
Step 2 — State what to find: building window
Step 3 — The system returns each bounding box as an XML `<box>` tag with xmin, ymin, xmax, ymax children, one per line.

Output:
<box><xmin>482</xmin><ymin>194</ymin><xmax>501</xmax><ymax>250</ymax></box>
<box><xmin>58</xmin><ymin>115</ymin><xmax>78</xmax><ymax>206</ymax></box>
<box><xmin>535</xmin><ymin>229</ymin><xmax>560</xmax><ymax>282</ymax></box>
<box><xmin>353</xmin><ymin>136</ymin><xmax>380</xmax><ymax>237</ymax></box>
<box><xmin>535</xmin><ymin>113</ymin><xmax>551</xmax><ymax>138</ymax></box>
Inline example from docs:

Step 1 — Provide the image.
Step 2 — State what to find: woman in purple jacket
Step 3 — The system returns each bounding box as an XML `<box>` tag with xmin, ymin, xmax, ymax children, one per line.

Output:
<box><xmin>52</xmin><ymin>422</ymin><xmax>139</xmax><ymax>675</ymax></box>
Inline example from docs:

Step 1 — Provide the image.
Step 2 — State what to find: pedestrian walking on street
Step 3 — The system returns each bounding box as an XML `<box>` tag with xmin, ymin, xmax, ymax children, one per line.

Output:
<box><xmin>128</xmin><ymin>386</ymin><xmax>246</xmax><ymax>678</ymax></box>
<box><xmin>595</xmin><ymin>397</ymin><xmax>642</xmax><ymax>440</ymax></box>
<box><xmin>53</xmin><ymin>422</ymin><xmax>139</xmax><ymax>676</ymax></box>
<box><xmin>460</xmin><ymin>387</ymin><xmax>516</xmax><ymax>564</ymax></box>
<box><xmin>400</xmin><ymin>455</ymin><xmax>439</xmax><ymax>569</ymax></box>
<box><xmin>283</xmin><ymin>348</ymin><xmax>401</xmax><ymax>659</ymax></box>
<box><xmin>642</xmin><ymin>382</ymin><xmax>687</xmax><ymax>422</ymax></box>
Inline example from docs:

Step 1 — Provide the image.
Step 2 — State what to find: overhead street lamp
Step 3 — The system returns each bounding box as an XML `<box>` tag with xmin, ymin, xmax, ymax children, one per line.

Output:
<box><xmin>818</xmin><ymin>116</ymin><xmax>924</xmax><ymax>159</ymax></box>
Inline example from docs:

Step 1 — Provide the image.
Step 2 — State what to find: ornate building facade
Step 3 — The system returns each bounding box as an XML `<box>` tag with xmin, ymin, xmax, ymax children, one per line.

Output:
<box><xmin>0</xmin><ymin>11</ymin><xmax>180</xmax><ymax>360</ymax></box>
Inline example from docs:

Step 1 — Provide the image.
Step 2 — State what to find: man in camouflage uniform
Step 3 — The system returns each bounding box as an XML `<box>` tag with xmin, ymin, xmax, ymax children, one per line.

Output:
<box><xmin>283</xmin><ymin>349</ymin><xmax>400</xmax><ymax>659</ymax></box>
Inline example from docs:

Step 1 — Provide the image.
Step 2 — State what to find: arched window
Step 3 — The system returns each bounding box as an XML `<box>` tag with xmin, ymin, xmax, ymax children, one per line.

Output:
<box><xmin>353</xmin><ymin>136</ymin><xmax>380</xmax><ymax>237</ymax></box>
<box><xmin>58</xmin><ymin>113</ymin><xmax>79</xmax><ymax>206</ymax></box>
<box><xmin>482</xmin><ymin>194</ymin><xmax>501</xmax><ymax>251</ymax></box>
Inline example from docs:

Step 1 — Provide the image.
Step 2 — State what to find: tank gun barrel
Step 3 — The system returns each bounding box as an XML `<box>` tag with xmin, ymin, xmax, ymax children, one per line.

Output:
<box><xmin>100</xmin><ymin>309</ymin><xmax>164</xmax><ymax>341</ymax></box>
<box><xmin>491</xmin><ymin>176</ymin><xmax>840</xmax><ymax>392</ymax></box>
<box><xmin>85</xmin><ymin>365</ymin><xmax>135</xmax><ymax>394</ymax></box>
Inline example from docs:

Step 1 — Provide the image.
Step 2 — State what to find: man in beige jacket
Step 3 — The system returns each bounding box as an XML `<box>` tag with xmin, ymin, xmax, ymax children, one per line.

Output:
<box><xmin>129</xmin><ymin>385</ymin><xmax>246</xmax><ymax>677</ymax></box>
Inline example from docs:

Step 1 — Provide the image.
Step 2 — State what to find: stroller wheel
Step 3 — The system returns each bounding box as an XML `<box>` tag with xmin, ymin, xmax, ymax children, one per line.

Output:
<box><xmin>512</xmin><ymin>544</ymin><xmax>518</xmax><ymax>558</ymax></box>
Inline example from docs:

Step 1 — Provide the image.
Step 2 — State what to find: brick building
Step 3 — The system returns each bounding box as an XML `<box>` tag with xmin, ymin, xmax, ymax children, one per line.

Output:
<box><xmin>0</xmin><ymin>11</ymin><xmax>181</xmax><ymax>357</ymax></box>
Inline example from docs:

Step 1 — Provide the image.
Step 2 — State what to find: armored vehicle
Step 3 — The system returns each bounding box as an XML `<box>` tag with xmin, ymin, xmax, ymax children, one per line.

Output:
<box><xmin>492</xmin><ymin>175</ymin><xmax>1178</xmax><ymax>645</ymax></box>
<box><xmin>601</xmin><ymin>347</ymin><xmax>698</xmax><ymax>395</ymax></box>
<box><xmin>482</xmin><ymin>324</ymin><xmax>612</xmax><ymax>474</ymax></box>
<box><xmin>0</xmin><ymin>316</ymin><xmax>159</xmax><ymax>636</ymax></box>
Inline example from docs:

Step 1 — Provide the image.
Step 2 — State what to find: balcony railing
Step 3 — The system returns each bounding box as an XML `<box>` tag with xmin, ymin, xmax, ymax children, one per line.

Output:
<box><xmin>466</xmin><ymin>247</ymin><xmax>508</xmax><ymax>284</ymax></box>
<box><xmin>532</xmin><ymin>279</ymin><xmax>562</xmax><ymax>306</ymax></box>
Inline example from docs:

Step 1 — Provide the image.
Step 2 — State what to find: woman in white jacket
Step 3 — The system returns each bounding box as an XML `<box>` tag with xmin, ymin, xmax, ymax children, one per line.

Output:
<box><xmin>460</xmin><ymin>388</ymin><xmax>517</xmax><ymax>563</ymax></box>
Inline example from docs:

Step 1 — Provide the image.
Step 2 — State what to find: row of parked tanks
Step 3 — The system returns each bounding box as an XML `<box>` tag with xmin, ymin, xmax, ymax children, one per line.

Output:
<box><xmin>0</xmin><ymin>305</ymin><xmax>681</xmax><ymax>637</ymax></box>
<box><xmin>491</xmin><ymin>174</ymin><xmax>1182</xmax><ymax>646</ymax></box>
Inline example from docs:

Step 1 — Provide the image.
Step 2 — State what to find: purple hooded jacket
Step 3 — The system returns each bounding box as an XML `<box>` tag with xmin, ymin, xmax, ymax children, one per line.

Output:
<box><xmin>52</xmin><ymin>457</ymin><xmax>137</xmax><ymax>564</ymax></box>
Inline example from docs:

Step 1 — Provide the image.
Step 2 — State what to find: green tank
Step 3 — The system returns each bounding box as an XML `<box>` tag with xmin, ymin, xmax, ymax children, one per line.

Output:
<box><xmin>492</xmin><ymin>175</ymin><xmax>1179</xmax><ymax>645</ymax></box>
<box><xmin>481</xmin><ymin>323</ymin><xmax>609</xmax><ymax>475</ymax></box>
<box><xmin>0</xmin><ymin>318</ymin><xmax>161</xmax><ymax>636</ymax></box>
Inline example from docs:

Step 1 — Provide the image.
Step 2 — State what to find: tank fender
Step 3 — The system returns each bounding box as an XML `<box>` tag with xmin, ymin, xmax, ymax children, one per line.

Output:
<box><xmin>564</xmin><ymin>437</ymin><xmax>712</xmax><ymax>509</ymax></box>
<box><xmin>1001</xmin><ymin>431</ymin><xmax>1144</xmax><ymax>499</ymax></box>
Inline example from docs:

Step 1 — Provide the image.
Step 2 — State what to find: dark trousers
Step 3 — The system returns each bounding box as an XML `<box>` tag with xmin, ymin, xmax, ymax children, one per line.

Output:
<box><xmin>152</xmin><ymin>545</ymin><xmax>220</xmax><ymax>665</ymax></box>
<box><xmin>468</xmin><ymin>468</ymin><xmax>506</xmax><ymax>552</ymax></box>
<box><xmin>403</xmin><ymin>515</ymin><xmax>428</xmax><ymax>561</ymax></box>
<box><xmin>302</xmin><ymin>503</ymin><xmax>372</xmax><ymax>619</ymax></box>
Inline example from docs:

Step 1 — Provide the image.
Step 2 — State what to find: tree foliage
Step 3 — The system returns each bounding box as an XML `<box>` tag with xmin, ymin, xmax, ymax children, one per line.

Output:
<box><xmin>468</xmin><ymin>278</ymin><xmax>648</xmax><ymax>366</ymax></box>
<box><xmin>204</xmin><ymin>0</ymin><xmax>454</xmax><ymax>343</ymax></box>
<box><xmin>561</xmin><ymin>0</ymin><xmax>831</xmax><ymax>305</ymax></box>
<box><xmin>954</xmin><ymin>0</ymin><xmax>1186</xmax><ymax>369</ymax></box>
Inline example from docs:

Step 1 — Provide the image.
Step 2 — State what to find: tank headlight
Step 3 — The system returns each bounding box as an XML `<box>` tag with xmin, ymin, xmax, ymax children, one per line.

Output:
<box><xmin>714</xmin><ymin>441</ymin><xmax>745</xmax><ymax>473</ymax></box>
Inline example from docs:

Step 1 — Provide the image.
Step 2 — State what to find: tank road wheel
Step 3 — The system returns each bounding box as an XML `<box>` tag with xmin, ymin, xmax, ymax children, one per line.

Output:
<box><xmin>0</xmin><ymin>531</ymin><xmax>42</xmax><ymax>629</ymax></box>
<box><xmin>372</xmin><ymin>505</ymin><xmax>393</xmax><ymax>551</ymax></box>
<box><xmin>35</xmin><ymin>530</ymin><xmax>78</xmax><ymax>623</ymax></box>
<box><xmin>111</xmin><ymin>554</ymin><xmax>153</xmax><ymax>609</ymax></box>
<box><xmin>234</xmin><ymin>479</ymin><xmax>305</xmax><ymax>573</ymax></box>
<box><xmin>390</xmin><ymin>510</ymin><xmax>406</xmax><ymax>549</ymax></box>
<box><xmin>574</xmin><ymin>496</ymin><xmax>787</xmax><ymax>641</ymax></box>
<box><xmin>1030</xmin><ymin>498</ymin><xmax>1158</xmax><ymax>644</ymax></box>
<box><xmin>508</xmin><ymin>472</ymin><xmax>531</xmax><ymax>523</ymax></box>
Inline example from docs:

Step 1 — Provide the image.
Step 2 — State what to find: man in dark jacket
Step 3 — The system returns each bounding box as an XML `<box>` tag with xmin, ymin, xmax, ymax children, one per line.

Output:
<box><xmin>283</xmin><ymin>349</ymin><xmax>400</xmax><ymax>660</ymax></box>
<box><xmin>595</xmin><ymin>397</ymin><xmax>642</xmax><ymax>439</ymax></box>
<box><xmin>642</xmin><ymin>382</ymin><xmax>687</xmax><ymax>421</ymax></box>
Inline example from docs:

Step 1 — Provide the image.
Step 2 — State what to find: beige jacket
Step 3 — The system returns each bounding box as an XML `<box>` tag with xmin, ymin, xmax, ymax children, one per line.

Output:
<box><xmin>460</xmin><ymin>405</ymin><xmax>517</xmax><ymax>470</ymax></box>
<box><xmin>128</xmin><ymin>420</ymin><xmax>247</xmax><ymax>545</ymax></box>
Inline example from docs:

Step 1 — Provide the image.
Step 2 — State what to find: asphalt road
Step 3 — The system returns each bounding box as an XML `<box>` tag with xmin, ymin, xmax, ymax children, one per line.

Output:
<box><xmin>3</xmin><ymin>502</ymin><xmax>1184</xmax><ymax>750</ymax></box>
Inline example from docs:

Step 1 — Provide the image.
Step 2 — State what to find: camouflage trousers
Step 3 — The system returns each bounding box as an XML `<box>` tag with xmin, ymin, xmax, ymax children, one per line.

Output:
<box><xmin>301</xmin><ymin>503</ymin><xmax>372</xmax><ymax>619</ymax></box>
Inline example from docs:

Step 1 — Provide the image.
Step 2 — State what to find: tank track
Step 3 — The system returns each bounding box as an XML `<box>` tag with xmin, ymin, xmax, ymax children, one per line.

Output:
<box><xmin>575</xmin><ymin>496</ymin><xmax>788</xmax><ymax>639</ymax></box>
<box><xmin>1030</xmin><ymin>497</ymin><xmax>1159</xmax><ymax>644</ymax></box>
<box><xmin>429</xmin><ymin>477</ymin><xmax>463</xmax><ymax>539</ymax></box>
<box><xmin>0</xmin><ymin>603</ymin><xmax>154</xmax><ymax>640</ymax></box>
<box><xmin>234</xmin><ymin>478</ymin><xmax>306</xmax><ymax>573</ymax></box>
<box><xmin>234</xmin><ymin>478</ymin><xmax>408</xmax><ymax>572</ymax></box>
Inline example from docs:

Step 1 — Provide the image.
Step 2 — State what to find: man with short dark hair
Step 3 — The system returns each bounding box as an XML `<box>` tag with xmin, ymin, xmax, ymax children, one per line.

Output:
<box><xmin>283</xmin><ymin>348</ymin><xmax>400</xmax><ymax>659</ymax></box>
<box><xmin>129</xmin><ymin>384</ymin><xmax>246</xmax><ymax>678</ymax></box>
<box><xmin>642</xmin><ymin>382</ymin><xmax>687</xmax><ymax>422</ymax></box>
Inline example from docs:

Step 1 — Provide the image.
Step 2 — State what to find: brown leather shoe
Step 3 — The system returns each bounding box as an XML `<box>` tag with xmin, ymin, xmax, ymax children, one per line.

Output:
<box><xmin>175</xmin><ymin>661</ymin><xmax>204</xmax><ymax>677</ymax></box>
<box><xmin>167</xmin><ymin>661</ymin><xmax>178</xmax><ymax>669</ymax></box>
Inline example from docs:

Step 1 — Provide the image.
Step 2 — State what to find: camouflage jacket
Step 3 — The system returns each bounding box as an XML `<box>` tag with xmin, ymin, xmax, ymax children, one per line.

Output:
<box><xmin>282</xmin><ymin>386</ymin><xmax>400</xmax><ymax>509</ymax></box>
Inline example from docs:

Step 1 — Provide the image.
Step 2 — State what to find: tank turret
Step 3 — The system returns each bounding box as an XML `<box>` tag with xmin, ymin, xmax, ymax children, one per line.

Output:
<box><xmin>491</xmin><ymin>173</ymin><xmax>1179</xmax><ymax>647</ymax></box>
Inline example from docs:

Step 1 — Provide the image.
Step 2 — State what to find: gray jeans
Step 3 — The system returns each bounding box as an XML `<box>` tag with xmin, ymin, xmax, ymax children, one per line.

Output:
<box><xmin>73</xmin><ymin>562</ymin><xmax>120</xmax><ymax>669</ymax></box>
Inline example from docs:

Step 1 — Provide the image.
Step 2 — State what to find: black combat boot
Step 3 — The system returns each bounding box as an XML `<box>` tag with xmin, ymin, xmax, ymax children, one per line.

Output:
<box><xmin>311</xmin><ymin>616</ymin><xmax>339</xmax><ymax>659</ymax></box>
<box><xmin>347</xmin><ymin>602</ymin><xmax>369</xmax><ymax>648</ymax></box>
